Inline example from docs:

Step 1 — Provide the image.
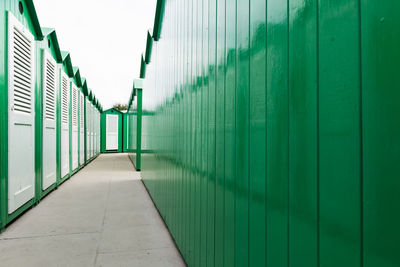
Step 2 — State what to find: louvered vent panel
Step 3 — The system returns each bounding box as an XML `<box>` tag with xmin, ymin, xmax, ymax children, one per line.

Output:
<box><xmin>80</xmin><ymin>95</ymin><xmax>84</xmax><ymax>129</ymax></box>
<box><xmin>62</xmin><ymin>77</ymin><xmax>68</xmax><ymax>124</ymax></box>
<box><xmin>45</xmin><ymin>59</ymin><xmax>56</xmax><ymax>120</ymax></box>
<box><xmin>73</xmin><ymin>87</ymin><xmax>77</xmax><ymax>126</ymax></box>
<box><xmin>13</xmin><ymin>27</ymin><xmax>32</xmax><ymax>114</ymax></box>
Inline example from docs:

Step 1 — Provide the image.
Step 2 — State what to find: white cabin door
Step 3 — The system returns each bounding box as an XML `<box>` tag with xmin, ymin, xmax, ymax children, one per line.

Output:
<box><xmin>60</xmin><ymin>72</ymin><xmax>70</xmax><ymax>178</ymax></box>
<box><xmin>85</xmin><ymin>99</ymin><xmax>90</xmax><ymax>160</ymax></box>
<box><xmin>98</xmin><ymin>114</ymin><xmax>100</xmax><ymax>153</ymax></box>
<box><xmin>106</xmin><ymin>114</ymin><xmax>119</xmax><ymax>151</ymax></box>
<box><xmin>89</xmin><ymin>104</ymin><xmax>91</xmax><ymax>158</ymax></box>
<box><xmin>79</xmin><ymin>93</ymin><xmax>84</xmax><ymax>165</ymax></box>
<box><xmin>90</xmin><ymin>105</ymin><xmax>94</xmax><ymax>157</ymax></box>
<box><xmin>42</xmin><ymin>50</ymin><xmax>57</xmax><ymax>190</ymax></box>
<box><xmin>71</xmin><ymin>84</ymin><xmax>78</xmax><ymax>170</ymax></box>
<box><xmin>7</xmin><ymin>13</ymin><xmax>35</xmax><ymax>213</ymax></box>
<box><xmin>95</xmin><ymin>112</ymin><xmax>99</xmax><ymax>154</ymax></box>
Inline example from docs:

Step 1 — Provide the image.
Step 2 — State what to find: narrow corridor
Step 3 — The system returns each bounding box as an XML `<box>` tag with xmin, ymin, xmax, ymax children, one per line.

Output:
<box><xmin>0</xmin><ymin>154</ymin><xmax>186</xmax><ymax>267</ymax></box>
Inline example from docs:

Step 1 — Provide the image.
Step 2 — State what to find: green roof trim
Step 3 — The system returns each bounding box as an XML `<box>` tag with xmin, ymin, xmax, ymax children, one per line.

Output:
<box><xmin>73</xmin><ymin>66</ymin><xmax>82</xmax><ymax>87</ymax></box>
<box><xmin>133</xmin><ymin>89</ymin><xmax>137</xmax><ymax>99</ymax></box>
<box><xmin>81</xmin><ymin>78</ymin><xmax>88</xmax><ymax>95</ymax></box>
<box><xmin>145</xmin><ymin>31</ymin><xmax>153</xmax><ymax>64</ymax></box>
<box><xmin>152</xmin><ymin>0</ymin><xmax>165</xmax><ymax>41</ymax></box>
<box><xmin>127</xmin><ymin>88</ymin><xmax>136</xmax><ymax>110</ymax></box>
<box><xmin>103</xmin><ymin>108</ymin><xmax>123</xmax><ymax>115</ymax></box>
<box><xmin>140</xmin><ymin>54</ymin><xmax>146</xmax><ymax>78</ymax></box>
<box><xmin>95</xmin><ymin>98</ymin><xmax>101</xmax><ymax>111</ymax></box>
<box><xmin>25</xmin><ymin>0</ymin><xmax>43</xmax><ymax>39</ymax></box>
<box><xmin>41</xmin><ymin>28</ymin><xmax>62</xmax><ymax>63</ymax></box>
<box><xmin>61</xmin><ymin>51</ymin><xmax>74</xmax><ymax>77</ymax></box>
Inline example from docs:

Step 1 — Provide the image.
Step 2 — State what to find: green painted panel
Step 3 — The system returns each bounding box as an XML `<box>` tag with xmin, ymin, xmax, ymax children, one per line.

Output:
<box><xmin>189</xmin><ymin>0</ymin><xmax>196</xmax><ymax>263</ymax></box>
<box><xmin>224</xmin><ymin>0</ymin><xmax>235</xmax><ymax>265</ymax></box>
<box><xmin>288</xmin><ymin>0</ymin><xmax>318</xmax><ymax>266</ymax></box>
<box><xmin>207</xmin><ymin>0</ymin><xmax>217</xmax><ymax>265</ymax></box>
<box><xmin>199</xmin><ymin>1</ymin><xmax>209</xmax><ymax>266</ymax></box>
<box><xmin>122</xmin><ymin>113</ymin><xmax>128</xmax><ymax>152</ymax></box>
<box><xmin>361</xmin><ymin>1</ymin><xmax>400</xmax><ymax>266</ymax></box>
<box><xmin>249</xmin><ymin>0</ymin><xmax>266</xmax><ymax>266</ymax></box>
<box><xmin>35</xmin><ymin>46</ymin><xmax>44</xmax><ymax>203</ymax></box>
<box><xmin>215</xmin><ymin>0</ymin><xmax>225</xmax><ymax>266</ymax></box>
<box><xmin>56</xmin><ymin>66</ymin><xmax>62</xmax><ymax>187</ymax></box>
<box><xmin>136</xmin><ymin>90</ymin><xmax>143</xmax><ymax>170</ymax></box>
<box><xmin>266</xmin><ymin>0</ymin><xmax>289</xmax><ymax>266</ymax></box>
<box><xmin>318</xmin><ymin>1</ymin><xmax>361</xmax><ymax>266</ymax></box>
<box><xmin>235</xmin><ymin>0</ymin><xmax>250</xmax><ymax>265</ymax></box>
<box><xmin>194</xmin><ymin>1</ymin><xmax>203</xmax><ymax>266</ymax></box>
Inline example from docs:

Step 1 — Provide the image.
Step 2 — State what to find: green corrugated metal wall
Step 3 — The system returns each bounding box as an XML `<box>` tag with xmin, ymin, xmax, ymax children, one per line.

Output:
<box><xmin>137</xmin><ymin>0</ymin><xmax>400</xmax><ymax>266</ymax></box>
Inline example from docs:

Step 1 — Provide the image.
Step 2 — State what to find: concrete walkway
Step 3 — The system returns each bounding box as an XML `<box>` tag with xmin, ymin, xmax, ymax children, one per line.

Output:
<box><xmin>0</xmin><ymin>154</ymin><xmax>186</xmax><ymax>267</ymax></box>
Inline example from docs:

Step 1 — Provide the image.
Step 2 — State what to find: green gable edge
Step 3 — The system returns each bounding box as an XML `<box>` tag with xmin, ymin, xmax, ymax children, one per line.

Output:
<box><xmin>41</xmin><ymin>28</ymin><xmax>62</xmax><ymax>63</ymax></box>
<box><xmin>61</xmin><ymin>51</ymin><xmax>74</xmax><ymax>77</ymax></box>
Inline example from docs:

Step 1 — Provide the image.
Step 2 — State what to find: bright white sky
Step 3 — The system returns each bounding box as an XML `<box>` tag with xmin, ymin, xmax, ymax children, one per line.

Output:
<box><xmin>35</xmin><ymin>0</ymin><xmax>157</xmax><ymax>109</ymax></box>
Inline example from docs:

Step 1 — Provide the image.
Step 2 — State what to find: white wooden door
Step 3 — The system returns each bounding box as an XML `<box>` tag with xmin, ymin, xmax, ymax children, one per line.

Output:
<box><xmin>94</xmin><ymin>110</ymin><xmax>96</xmax><ymax>155</ymax></box>
<box><xmin>95</xmin><ymin>111</ymin><xmax>99</xmax><ymax>154</ymax></box>
<box><xmin>7</xmin><ymin>13</ymin><xmax>35</xmax><ymax>213</ymax></box>
<box><xmin>71</xmin><ymin>84</ymin><xmax>78</xmax><ymax>170</ymax></box>
<box><xmin>79</xmin><ymin>93</ymin><xmax>84</xmax><ymax>165</ymax></box>
<box><xmin>90</xmin><ymin>104</ymin><xmax>94</xmax><ymax>157</ymax></box>
<box><xmin>89</xmin><ymin>104</ymin><xmax>92</xmax><ymax>158</ymax></box>
<box><xmin>98</xmin><ymin>113</ymin><xmax>100</xmax><ymax>153</ymax></box>
<box><xmin>85</xmin><ymin>99</ymin><xmax>90</xmax><ymax>160</ymax></box>
<box><xmin>106</xmin><ymin>114</ymin><xmax>119</xmax><ymax>151</ymax></box>
<box><xmin>42</xmin><ymin>50</ymin><xmax>57</xmax><ymax>190</ymax></box>
<box><xmin>94</xmin><ymin>111</ymin><xmax>97</xmax><ymax>155</ymax></box>
<box><xmin>60</xmin><ymin>72</ymin><xmax>70</xmax><ymax>178</ymax></box>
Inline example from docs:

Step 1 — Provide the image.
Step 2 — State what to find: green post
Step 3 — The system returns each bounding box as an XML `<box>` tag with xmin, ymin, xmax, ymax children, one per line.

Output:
<box><xmin>134</xmin><ymin>79</ymin><xmax>144</xmax><ymax>171</ymax></box>
<box><xmin>34</xmin><ymin>48</ymin><xmax>43</xmax><ymax>204</ymax></box>
<box><xmin>56</xmin><ymin>67</ymin><xmax>61</xmax><ymax>187</ymax></box>
<box><xmin>136</xmin><ymin>89</ymin><xmax>142</xmax><ymax>170</ymax></box>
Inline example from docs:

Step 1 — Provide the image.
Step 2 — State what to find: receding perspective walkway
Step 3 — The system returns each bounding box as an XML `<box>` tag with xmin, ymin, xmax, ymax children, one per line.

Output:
<box><xmin>0</xmin><ymin>154</ymin><xmax>186</xmax><ymax>267</ymax></box>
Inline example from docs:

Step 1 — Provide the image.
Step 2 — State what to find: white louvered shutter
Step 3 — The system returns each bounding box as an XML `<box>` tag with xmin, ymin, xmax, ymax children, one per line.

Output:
<box><xmin>43</xmin><ymin>51</ymin><xmax>56</xmax><ymax>121</ymax></box>
<box><xmin>61</xmin><ymin>75</ymin><xmax>69</xmax><ymax>125</ymax></box>
<box><xmin>80</xmin><ymin>94</ymin><xmax>84</xmax><ymax>130</ymax></box>
<box><xmin>42</xmin><ymin>50</ymin><xmax>57</xmax><ymax>190</ymax></box>
<box><xmin>72</xmin><ymin>85</ymin><xmax>78</xmax><ymax>127</ymax></box>
<box><xmin>7</xmin><ymin>12</ymin><xmax>36</xmax><ymax>213</ymax></box>
<box><xmin>86</xmin><ymin>99</ymin><xmax>90</xmax><ymax>160</ymax></box>
<box><xmin>60</xmin><ymin>71</ymin><xmax>70</xmax><ymax>177</ymax></box>
<box><xmin>72</xmin><ymin>84</ymin><xmax>78</xmax><ymax>170</ymax></box>
<box><xmin>79</xmin><ymin>93</ymin><xmax>85</xmax><ymax>165</ymax></box>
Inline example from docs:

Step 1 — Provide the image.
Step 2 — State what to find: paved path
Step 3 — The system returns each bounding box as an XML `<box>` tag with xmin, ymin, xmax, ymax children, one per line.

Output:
<box><xmin>0</xmin><ymin>154</ymin><xmax>186</xmax><ymax>267</ymax></box>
